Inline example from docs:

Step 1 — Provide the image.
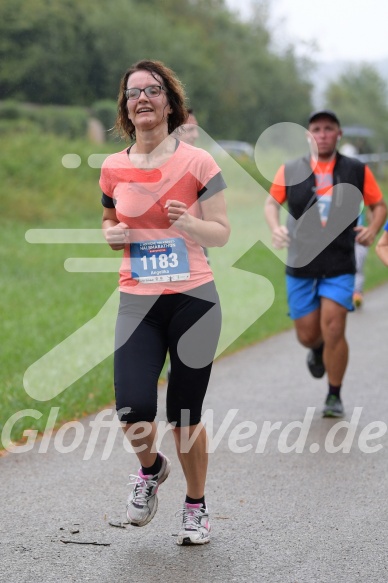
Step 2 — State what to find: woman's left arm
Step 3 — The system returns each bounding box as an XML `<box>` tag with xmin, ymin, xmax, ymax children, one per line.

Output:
<box><xmin>165</xmin><ymin>192</ymin><xmax>230</xmax><ymax>247</ymax></box>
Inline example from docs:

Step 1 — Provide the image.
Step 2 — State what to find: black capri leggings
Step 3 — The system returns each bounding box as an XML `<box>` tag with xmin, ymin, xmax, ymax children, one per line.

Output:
<box><xmin>114</xmin><ymin>281</ymin><xmax>221</xmax><ymax>426</ymax></box>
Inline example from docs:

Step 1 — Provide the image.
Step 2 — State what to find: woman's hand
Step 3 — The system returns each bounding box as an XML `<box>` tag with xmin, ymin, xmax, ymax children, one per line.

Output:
<box><xmin>165</xmin><ymin>200</ymin><xmax>192</xmax><ymax>230</ymax></box>
<box><xmin>104</xmin><ymin>222</ymin><xmax>130</xmax><ymax>250</ymax></box>
<box><xmin>164</xmin><ymin>193</ymin><xmax>230</xmax><ymax>248</ymax></box>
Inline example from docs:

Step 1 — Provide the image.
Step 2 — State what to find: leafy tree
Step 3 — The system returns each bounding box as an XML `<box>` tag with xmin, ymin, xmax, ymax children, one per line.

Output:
<box><xmin>0</xmin><ymin>0</ymin><xmax>314</xmax><ymax>141</ymax></box>
<box><xmin>325</xmin><ymin>64</ymin><xmax>388</xmax><ymax>149</ymax></box>
<box><xmin>0</xmin><ymin>0</ymin><xmax>99</xmax><ymax>104</ymax></box>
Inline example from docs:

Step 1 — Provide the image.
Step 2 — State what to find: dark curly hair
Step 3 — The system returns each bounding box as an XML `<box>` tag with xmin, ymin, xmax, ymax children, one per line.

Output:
<box><xmin>115</xmin><ymin>60</ymin><xmax>189</xmax><ymax>141</ymax></box>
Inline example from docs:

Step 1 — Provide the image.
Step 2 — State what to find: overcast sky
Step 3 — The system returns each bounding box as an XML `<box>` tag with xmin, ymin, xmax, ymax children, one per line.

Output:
<box><xmin>226</xmin><ymin>0</ymin><xmax>388</xmax><ymax>62</ymax></box>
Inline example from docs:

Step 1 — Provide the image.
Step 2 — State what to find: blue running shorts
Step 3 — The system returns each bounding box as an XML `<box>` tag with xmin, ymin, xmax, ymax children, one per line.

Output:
<box><xmin>286</xmin><ymin>274</ymin><xmax>355</xmax><ymax>320</ymax></box>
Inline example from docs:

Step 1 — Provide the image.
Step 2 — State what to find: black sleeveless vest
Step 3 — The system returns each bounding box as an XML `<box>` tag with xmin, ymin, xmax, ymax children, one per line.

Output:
<box><xmin>284</xmin><ymin>153</ymin><xmax>365</xmax><ymax>278</ymax></box>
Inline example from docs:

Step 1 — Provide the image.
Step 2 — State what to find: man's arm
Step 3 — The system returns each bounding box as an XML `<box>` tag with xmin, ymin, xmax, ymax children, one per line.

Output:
<box><xmin>264</xmin><ymin>195</ymin><xmax>290</xmax><ymax>249</ymax></box>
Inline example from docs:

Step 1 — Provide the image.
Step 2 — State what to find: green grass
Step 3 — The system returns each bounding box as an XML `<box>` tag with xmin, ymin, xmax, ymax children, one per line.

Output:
<box><xmin>1</xmin><ymin>128</ymin><xmax>387</xmax><ymax>448</ymax></box>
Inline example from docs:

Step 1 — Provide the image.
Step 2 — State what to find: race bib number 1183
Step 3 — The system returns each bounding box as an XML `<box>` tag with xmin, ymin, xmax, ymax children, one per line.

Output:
<box><xmin>130</xmin><ymin>237</ymin><xmax>190</xmax><ymax>283</ymax></box>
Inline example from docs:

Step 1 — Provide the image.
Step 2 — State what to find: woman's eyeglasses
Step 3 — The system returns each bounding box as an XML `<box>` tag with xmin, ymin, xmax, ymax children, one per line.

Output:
<box><xmin>125</xmin><ymin>85</ymin><xmax>165</xmax><ymax>100</ymax></box>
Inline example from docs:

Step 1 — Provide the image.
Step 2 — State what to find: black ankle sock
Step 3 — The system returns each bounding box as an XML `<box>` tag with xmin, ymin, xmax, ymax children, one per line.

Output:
<box><xmin>185</xmin><ymin>495</ymin><xmax>205</xmax><ymax>507</ymax></box>
<box><xmin>328</xmin><ymin>384</ymin><xmax>341</xmax><ymax>398</ymax></box>
<box><xmin>313</xmin><ymin>343</ymin><xmax>324</xmax><ymax>356</ymax></box>
<box><xmin>141</xmin><ymin>453</ymin><xmax>162</xmax><ymax>476</ymax></box>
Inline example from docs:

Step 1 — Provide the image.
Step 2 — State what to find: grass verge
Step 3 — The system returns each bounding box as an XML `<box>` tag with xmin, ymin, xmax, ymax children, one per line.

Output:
<box><xmin>1</xmin><ymin>129</ymin><xmax>387</xmax><ymax>448</ymax></box>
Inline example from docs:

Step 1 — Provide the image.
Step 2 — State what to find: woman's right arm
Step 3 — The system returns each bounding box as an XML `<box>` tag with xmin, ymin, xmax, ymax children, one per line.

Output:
<box><xmin>102</xmin><ymin>207</ymin><xmax>129</xmax><ymax>251</ymax></box>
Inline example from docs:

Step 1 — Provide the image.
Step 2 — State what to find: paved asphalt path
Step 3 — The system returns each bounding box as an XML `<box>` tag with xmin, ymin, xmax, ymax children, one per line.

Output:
<box><xmin>1</xmin><ymin>283</ymin><xmax>388</xmax><ymax>583</ymax></box>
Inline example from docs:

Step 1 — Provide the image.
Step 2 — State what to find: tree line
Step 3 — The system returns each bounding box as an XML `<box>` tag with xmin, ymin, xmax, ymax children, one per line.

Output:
<box><xmin>325</xmin><ymin>64</ymin><xmax>388</xmax><ymax>151</ymax></box>
<box><xmin>0</xmin><ymin>0</ymin><xmax>313</xmax><ymax>142</ymax></box>
<box><xmin>2</xmin><ymin>0</ymin><xmax>388</xmax><ymax>148</ymax></box>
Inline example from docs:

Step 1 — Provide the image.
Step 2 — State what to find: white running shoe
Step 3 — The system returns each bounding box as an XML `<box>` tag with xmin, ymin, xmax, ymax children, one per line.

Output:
<box><xmin>126</xmin><ymin>452</ymin><xmax>171</xmax><ymax>527</ymax></box>
<box><xmin>176</xmin><ymin>503</ymin><xmax>211</xmax><ymax>545</ymax></box>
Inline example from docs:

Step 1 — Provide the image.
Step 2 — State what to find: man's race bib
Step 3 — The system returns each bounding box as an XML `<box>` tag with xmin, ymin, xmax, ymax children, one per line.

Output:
<box><xmin>130</xmin><ymin>238</ymin><xmax>190</xmax><ymax>283</ymax></box>
<box><xmin>317</xmin><ymin>194</ymin><xmax>332</xmax><ymax>227</ymax></box>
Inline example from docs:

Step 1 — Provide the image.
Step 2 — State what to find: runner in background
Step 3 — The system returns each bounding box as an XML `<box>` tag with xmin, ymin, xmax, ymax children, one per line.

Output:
<box><xmin>340</xmin><ymin>143</ymin><xmax>369</xmax><ymax>309</ymax></box>
<box><xmin>179</xmin><ymin>108</ymin><xmax>199</xmax><ymax>146</ymax></box>
<box><xmin>376</xmin><ymin>221</ymin><xmax>388</xmax><ymax>266</ymax></box>
<box><xmin>353</xmin><ymin>208</ymin><xmax>370</xmax><ymax>308</ymax></box>
<box><xmin>265</xmin><ymin>109</ymin><xmax>387</xmax><ymax>418</ymax></box>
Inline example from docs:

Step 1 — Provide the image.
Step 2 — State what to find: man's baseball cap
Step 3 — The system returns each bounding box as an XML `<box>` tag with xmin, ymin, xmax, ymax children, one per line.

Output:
<box><xmin>308</xmin><ymin>109</ymin><xmax>341</xmax><ymax>126</ymax></box>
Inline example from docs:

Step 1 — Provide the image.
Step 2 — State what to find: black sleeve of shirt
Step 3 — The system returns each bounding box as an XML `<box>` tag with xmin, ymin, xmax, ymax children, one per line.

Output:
<box><xmin>198</xmin><ymin>171</ymin><xmax>227</xmax><ymax>201</ymax></box>
<box><xmin>101</xmin><ymin>192</ymin><xmax>115</xmax><ymax>208</ymax></box>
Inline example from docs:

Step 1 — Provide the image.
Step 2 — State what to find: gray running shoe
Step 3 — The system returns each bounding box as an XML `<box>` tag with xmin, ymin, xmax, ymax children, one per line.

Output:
<box><xmin>126</xmin><ymin>452</ymin><xmax>171</xmax><ymax>527</ymax></box>
<box><xmin>322</xmin><ymin>394</ymin><xmax>344</xmax><ymax>418</ymax></box>
<box><xmin>176</xmin><ymin>503</ymin><xmax>211</xmax><ymax>545</ymax></box>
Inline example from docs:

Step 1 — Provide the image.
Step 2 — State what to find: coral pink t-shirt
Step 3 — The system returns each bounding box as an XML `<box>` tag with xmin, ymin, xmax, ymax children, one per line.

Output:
<box><xmin>99</xmin><ymin>141</ymin><xmax>226</xmax><ymax>295</ymax></box>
